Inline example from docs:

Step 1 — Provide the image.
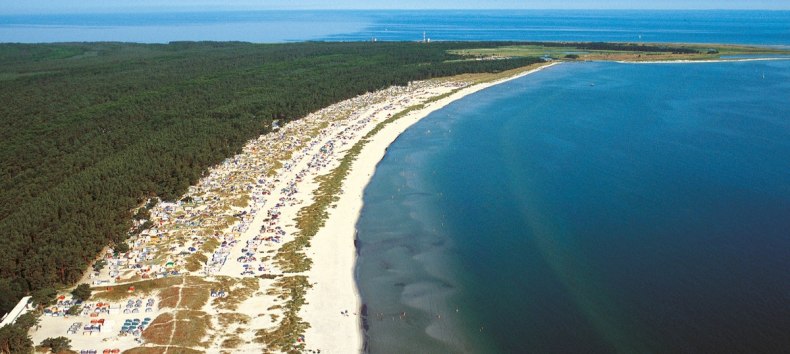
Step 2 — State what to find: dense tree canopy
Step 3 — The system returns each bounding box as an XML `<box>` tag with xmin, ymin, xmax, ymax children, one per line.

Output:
<box><xmin>71</xmin><ymin>284</ymin><xmax>92</xmax><ymax>302</ymax></box>
<box><xmin>0</xmin><ymin>324</ymin><xmax>32</xmax><ymax>354</ymax></box>
<box><xmin>40</xmin><ymin>336</ymin><xmax>71</xmax><ymax>353</ymax></box>
<box><xmin>0</xmin><ymin>41</ymin><xmax>542</xmax><ymax>314</ymax></box>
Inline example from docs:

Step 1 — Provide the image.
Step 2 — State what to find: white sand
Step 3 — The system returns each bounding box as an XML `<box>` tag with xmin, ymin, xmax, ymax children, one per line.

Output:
<box><xmin>28</xmin><ymin>63</ymin><xmax>558</xmax><ymax>354</ymax></box>
<box><xmin>301</xmin><ymin>62</ymin><xmax>559</xmax><ymax>353</ymax></box>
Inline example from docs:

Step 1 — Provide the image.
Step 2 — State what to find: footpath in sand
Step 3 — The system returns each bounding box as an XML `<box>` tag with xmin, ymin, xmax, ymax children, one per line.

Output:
<box><xmin>28</xmin><ymin>62</ymin><xmax>556</xmax><ymax>354</ymax></box>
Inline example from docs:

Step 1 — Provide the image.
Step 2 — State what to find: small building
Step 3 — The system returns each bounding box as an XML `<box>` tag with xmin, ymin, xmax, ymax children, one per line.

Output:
<box><xmin>0</xmin><ymin>296</ymin><xmax>32</xmax><ymax>327</ymax></box>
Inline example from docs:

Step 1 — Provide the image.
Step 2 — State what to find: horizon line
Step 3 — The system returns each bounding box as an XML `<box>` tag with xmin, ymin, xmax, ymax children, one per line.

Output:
<box><xmin>3</xmin><ymin>8</ymin><xmax>790</xmax><ymax>15</ymax></box>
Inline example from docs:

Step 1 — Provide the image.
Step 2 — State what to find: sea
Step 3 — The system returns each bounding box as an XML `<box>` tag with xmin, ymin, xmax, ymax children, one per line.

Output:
<box><xmin>3</xmin><ymin>9</ymin><xmax>789</xmax><ymax>353</ymax></box>
<box><xmin>0</xmin><ymin>10</ymin><xmax>789</xmax><ymax>45</ymax></box>
<box><xmin>356</xmin><ymin>60</ymin><xmax>790</xmax><ymax>353</ymax></box>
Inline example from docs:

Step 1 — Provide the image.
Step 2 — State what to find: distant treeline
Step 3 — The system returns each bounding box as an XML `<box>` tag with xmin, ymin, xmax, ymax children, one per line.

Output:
<box><xmin>525</xmin><ymin>41</ymin><xmax>701</xmax><ymax>54</ymax></box>
<box><xmin>0</xmin><ymin>41</ymin><xmax>541</xmax><ymax>314</ymax></box>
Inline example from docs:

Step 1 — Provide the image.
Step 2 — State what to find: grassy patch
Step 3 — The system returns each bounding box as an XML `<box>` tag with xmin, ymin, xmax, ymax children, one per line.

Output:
<box><xmin>157</xmin><ymin>286</ymin><xmax>180</xmax><ymax>309</ymax></box>
<box><xmin>217</xmin><ymin>312</ymin><xmax>251</xmax><ymax>327</ymax></box>
<box><xmin>202</xmin><ymin>238</ymin><xmax>220</xmax><ymax>254</ymax></box>
<box><xmin>123</xmin><ymin>347</ymin><xmax>202</xmax><ymax>354</ymax></box>
<box><xmin>221</xmin><ymin>335</ymin><xmax>244</xmax><ymax>349</ymax></box>
<box><xmin>185</xmin><ymin>252</ymin><xmax>208</xmax><ymax>272</ymax></box>
<box><xmin>254</xmin><ymin>276</ymin><xmax>311</xmax><ymax>352</ymax></box>
<box><xmin>211</xmin><ymin>277</ymin><xmax>259</xmax><ymax>311</ymax></box>
<box><xmin>180</xmin><ymin>286</ymin><xmax>210</xmax><ymax>310</ymax></box>
<box><xmin>123</xmin><ymin>347</ymin><xmax>167</xmax><ymax>354</ymax></box>
<box><xmin>91</xmin><ymin>277</ymin><xmax>181</xmax><ymax>301</ymax></box>
<box><xmin>171</xmin><ymin>310</ymin><xmax>212</xmax><ymax>348</ymax></box>
<box><xmin>230</xmin><ymin>194</ymin><xmax>250</xmax><ymax>208</ymax></box>
<box><xmin>450</xmin><ymin>43</ymin><xmax>790</xmax><ymax>62</ymax></box>
<box><xmin>141</xmin><ymin>313</ymin><xmax>175</xmax><ymax>345</ymax></box>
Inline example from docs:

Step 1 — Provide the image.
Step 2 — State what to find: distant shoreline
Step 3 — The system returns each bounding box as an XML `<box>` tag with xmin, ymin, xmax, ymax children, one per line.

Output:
<box><xmin>616</xmin><ymin>57</ymin><xmax>790</xmax><ymax>64</ymax></box>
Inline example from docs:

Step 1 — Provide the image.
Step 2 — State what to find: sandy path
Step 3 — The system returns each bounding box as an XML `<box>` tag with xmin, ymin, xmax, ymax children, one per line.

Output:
<box><xmin>163</xmin><ymin>277</ymin><xmax>184</xmax><ymax>354</ymax></box>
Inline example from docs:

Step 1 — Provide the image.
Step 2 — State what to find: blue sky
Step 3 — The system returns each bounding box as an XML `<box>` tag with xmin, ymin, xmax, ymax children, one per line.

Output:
<box><xmin>2</xmin><ymin>0</ymin><xmax>788</xmax><ymax>14</ymax></box>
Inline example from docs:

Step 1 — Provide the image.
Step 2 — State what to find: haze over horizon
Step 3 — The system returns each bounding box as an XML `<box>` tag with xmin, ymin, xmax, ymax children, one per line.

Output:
<box><xmin>2</xmin><ymin>0</ymin><xmax>788</xmax><ymax>14</ymax></box>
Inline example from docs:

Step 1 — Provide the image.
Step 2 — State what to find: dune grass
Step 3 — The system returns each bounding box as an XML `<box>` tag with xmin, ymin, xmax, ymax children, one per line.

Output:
<box><xmin>157</xmin><ymin>287</ymin><xmax>180</xmax><ymax>309</ymax></box>
<box><xmin>171</xmin><ymin>310</ymin><xmax>212</xmax><ymax>348</ymax></box>
<box><xmin>180</xmin><ymin>286</ymin><xmax>210</xmax><ymax>310</ymax></box>
<box><xmin>124</xmin><ymin>347</ymin><xmax>203</xmax><ymax>354</ymax></box>
<box><xmin>91</xmin><ymin>277</ymin><xmax>182</xmax><ymax>301</ymax></box>
<box><xmin>217</xmin><ymin>312</ymin><xmax>251</xmax><ymax>327</ymax></box>
<box><xmin>255</xmin><ymin>275</ymin><xmax>311</xmax><ymax>353</ymax></box>
<box><xmin>210</xmin><ymin>276</ymin><xmax>260</xmax><ymax>311</ymax></box>
<box><xmin>141</xmin><ymin>313</ymin><xmax>175</xmax><ymax>345</ymax></box>
<box><xmin>184</xmin><ymin>252</ymin><xmax>208</xmax><ymax>272</ymax></box>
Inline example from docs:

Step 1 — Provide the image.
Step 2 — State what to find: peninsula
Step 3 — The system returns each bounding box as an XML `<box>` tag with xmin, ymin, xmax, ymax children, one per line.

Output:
<box><xmin>0</xmin><ymin>41</ymin><xmax>786</xmax><ymax>353</ymax></box>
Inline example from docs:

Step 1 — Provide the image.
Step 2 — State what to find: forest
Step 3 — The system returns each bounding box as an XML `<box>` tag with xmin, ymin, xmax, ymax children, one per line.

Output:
<box><xmin>0</xmin><ymin>41</ymin><xmax>543</xmax><ymax>314</ymax></box>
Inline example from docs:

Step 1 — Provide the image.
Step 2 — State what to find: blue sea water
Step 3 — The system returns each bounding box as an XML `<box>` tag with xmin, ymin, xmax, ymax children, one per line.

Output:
<box><xmin>3</xmin><ymin>8</ymin><xmax>789</xmax><ymax>353</ymax></box>
<box><xmin>355</xmin><ymin>60</ymin><xmax>790</xmax><ymax>353</ymax></box>
<box><xmin>0</xmin><ymin>10</ymin><xmax>789</xmax><ymax>45</ymax></box>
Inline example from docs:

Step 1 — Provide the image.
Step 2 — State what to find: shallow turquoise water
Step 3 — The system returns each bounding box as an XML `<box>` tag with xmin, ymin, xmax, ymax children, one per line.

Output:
<box><xmin>355</xmin><ymin>60</ymin><xmax>790</xmax><ymax>353</ymax></box>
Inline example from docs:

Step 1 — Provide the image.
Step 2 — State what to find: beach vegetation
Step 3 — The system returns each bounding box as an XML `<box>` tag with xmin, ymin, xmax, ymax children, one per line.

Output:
<box><xmin>171</xmin><ymin>310</ymin><xmax>212</xmax><ymax>347</ymax></box>
<box><xmin>31</xmin><ymin>288</ymin><xmax>57</xmax><ymax>308</ymax></box>
<box><xmin>217</xmin><ymin>313</ymin><xmax>250</xmax><ymax>327</ymax></box>
<box><xmin>92</xmin><ymin>276</ymin><xmax>181</xmax><ymax>301</ymax></box>
<box><xmin>14</xmin><ymin>312</ymin><xmax>40</xmax><ymax>331</ymax></box>
<box><xmin>184</xmin><ymin>253</ymin><xmax>208</xmax><ymax>272</ymax></box>
<box><xmin>211</xmin><ymin>277</ymin><xmax>259</xmax><ymax>311</ymax></box>
<box><xmin>65</xmin><ymin>305</ymin><xmax>81</xmax><ymax>316</ymax></box>
<box><xmin>124</xmin><ymin>347</ymin><xmax>202</xmax><ymax>354</ymax></box>
<box><xmin>221</xmin><ymin>335</ymin><xmax>244</xmax><ymax>349</ymax></box>
<box><xmin>91</xmin><ymin>260</ymin><xmax>107</xmax><ymax>272</ymax></box>
<box><xmin>179</xmin><ymin>286</ymin><xmax>210</xmax><ymax>310</ymax></box>
<box><xmin>70</xmin><ymin>284</ymin><xmax>92</xmax><ymax>302</ymax></box>
<box><xmin>38</xmin><ymin>336</ymin><xmax>71</xmax><ymax>354</ymax></box>
<box><xmin>141</xmin><ymin>313</ymin><xmax>175</xmax><ymax>345</ymax></box>
<box><xmin>254</xmin><ymin>275</ymin><xmax>311</xmax><ymax>352</ymax></box>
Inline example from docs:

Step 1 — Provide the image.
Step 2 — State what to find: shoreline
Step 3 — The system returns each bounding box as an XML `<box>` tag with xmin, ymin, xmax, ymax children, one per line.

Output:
<box><xmin>300</xmin><ymin>61</ymin><xmax>560</xmax><ymax>353</ymax></box>
<box><xmin>615</xmin><ymin>57</ymin><xmax>789</xmax><ymax>64</ymax></box>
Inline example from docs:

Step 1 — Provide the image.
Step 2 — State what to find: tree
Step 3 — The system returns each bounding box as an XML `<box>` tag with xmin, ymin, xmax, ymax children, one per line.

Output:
<box><xmin>0</xmin><ymin>324</ymin><xmax>33</xmax><ymax>354</ymax></box>
<box><xmin>92</xmin><ymin>260</ymin><xmax>106</xmax><ymax>272</ymax></box>
<box><xmin>66</xmin><ymin>305</ymin><xmax>81</xmax><ymax>316</ymax></box>
<box><xmin>70</xmin><ymin>284</ymin><xmax>91</xmax><ymax>302</ymax></box>
<box><xmin>40</xmin><ymin>336</ymin><xmax>71</xmax><ymax>353</ymax></box>
<box><xmin>31</xmin><ymin>288</ymin><xmax>57</xmax><ymax>308</ymax></box>
<box><xmin>13</xmin><ymin>312</ymin><xmax>39</xmax><ymax>331</ymax></box>
<box><xmin>114</xmin><ymin>242</ymin><xmax>130</xmax><ymax>254</ymax></box>
<box><xmin>0</xmin><ymin>280</ymin><xmax>24</xmax><ymax>316</ymax></box>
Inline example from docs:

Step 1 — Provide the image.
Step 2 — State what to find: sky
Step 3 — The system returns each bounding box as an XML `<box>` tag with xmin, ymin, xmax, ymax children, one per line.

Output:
<box><xmin>2</xmin><ymin>0</ymin><xmax>789</xmax><ymax>14</ymax></box>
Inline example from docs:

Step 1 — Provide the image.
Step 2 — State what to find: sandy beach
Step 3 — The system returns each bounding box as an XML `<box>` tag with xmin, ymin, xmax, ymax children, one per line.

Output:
<box><xmin>300</xmin><ymin>62</ymin><xmax>559</xmax><ymax>353</ymax></box>
<box><xmin>26</xmin><ymin>62</ymin><xmax>557</xmax><ymax>354</ymax></box>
